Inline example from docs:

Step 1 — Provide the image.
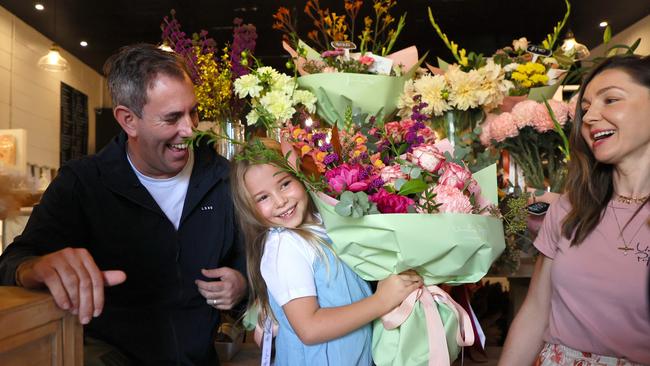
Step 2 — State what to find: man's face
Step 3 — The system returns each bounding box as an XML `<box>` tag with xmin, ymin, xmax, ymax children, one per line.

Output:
<box><xmin>128</xmin><ymin>73</ymin><xmax>198</xmax><ymax>178</ymax></box>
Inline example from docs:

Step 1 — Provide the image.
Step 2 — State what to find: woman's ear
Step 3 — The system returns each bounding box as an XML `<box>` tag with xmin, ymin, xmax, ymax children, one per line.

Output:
<box><xmin>113</xmin><ymin>105</ymin><xmax>138</xmax><ymax>138</ymax></box>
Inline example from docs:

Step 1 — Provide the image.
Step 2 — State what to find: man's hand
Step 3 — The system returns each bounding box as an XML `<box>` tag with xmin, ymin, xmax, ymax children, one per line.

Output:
<box><xmin>16</xmin><ymin>248</ymin><xmax>126</xmax><ymax>324</ymax></box>
<box><xmin>195</xmin><ymin>267</ymin><xmax>246</xmax><ymax>310</ymax></box>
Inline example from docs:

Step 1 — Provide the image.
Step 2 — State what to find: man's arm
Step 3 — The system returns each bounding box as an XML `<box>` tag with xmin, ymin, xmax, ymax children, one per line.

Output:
<box><xmin>0</xmin><ymin>166</ymin><xmax>126</xmax><ymax>324</ymax></box>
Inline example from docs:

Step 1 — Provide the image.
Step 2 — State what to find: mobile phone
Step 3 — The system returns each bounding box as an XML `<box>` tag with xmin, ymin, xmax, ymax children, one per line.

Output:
<box><xmin>527</xmin><ymin>202</ymin><xmax>550</xmax><ymax>216</ymax></box>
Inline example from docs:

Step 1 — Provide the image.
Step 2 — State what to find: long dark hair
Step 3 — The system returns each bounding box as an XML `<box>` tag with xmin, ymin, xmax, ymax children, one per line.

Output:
<box><xmin>562</xmin><ymin>54</ymin><xmax>650</xmax><ymax>245</ymax></box>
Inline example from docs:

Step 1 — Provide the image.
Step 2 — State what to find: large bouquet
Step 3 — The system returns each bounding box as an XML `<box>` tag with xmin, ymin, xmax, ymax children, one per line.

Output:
<box><xmin>261</xmin><ymin>113</ymin><xmax>505</xmax><ymax>365</ymax></box>
<box><xmin>272</xmin><ymin>0</ymin><xmax>421</xmax><ymax>126</ymax></box>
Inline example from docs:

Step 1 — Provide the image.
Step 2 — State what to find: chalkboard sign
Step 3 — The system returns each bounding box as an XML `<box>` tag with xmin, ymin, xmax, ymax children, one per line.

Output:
<box><xmin>60</xmin><ymin>82</ymin><xmax>88</xmax><ymax>165</ymax></box>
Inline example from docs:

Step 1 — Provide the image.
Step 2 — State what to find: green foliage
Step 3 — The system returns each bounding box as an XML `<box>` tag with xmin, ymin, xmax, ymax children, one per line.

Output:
<box><xmin>541</xmin><ymin>0</ymin><xmax>571</xmax><ymax>50</ymax></box>
<box><xmin>335</xmin><ymin>191</ymin><xmax>380</xmax><ymax>218</ymax></box>
<box><xmin>543</xmin><ymin>97</ymin><xmax>571</xmax><ymax>162</ymax></box>
<box><xmin>603</xmin><ymin>25</ymin><xmax>612</xmax><ymax>44</ymax></box>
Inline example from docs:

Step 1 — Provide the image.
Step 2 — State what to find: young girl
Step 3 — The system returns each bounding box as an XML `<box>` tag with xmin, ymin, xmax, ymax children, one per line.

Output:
<box><xmin>232</xmin><ymin>139</ymin><xmax>422</xmax><ymax>365</ymax></box>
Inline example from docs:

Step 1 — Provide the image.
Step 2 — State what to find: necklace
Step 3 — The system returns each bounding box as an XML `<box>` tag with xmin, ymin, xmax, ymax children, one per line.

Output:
<box><xmin>611</xmin><ymin>206</ymin><xmax>645</xmax><ymax>255</ymax></box>
<box><xmin>616</xmin><ymin>193</ymin><xmax>650</xmax><ymax>204</ymax></box>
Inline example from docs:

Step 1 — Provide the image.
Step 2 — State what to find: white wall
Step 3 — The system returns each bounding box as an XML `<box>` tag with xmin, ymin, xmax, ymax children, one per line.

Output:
<box><xmin>590</xmin><ymin>14</ymin><xmax>650</xmax><ymax>57</ymax></box>
<box><xmin>0</xmin><ymin>5</ymin><xmax>105</xmax><ymax>169</ymax></box>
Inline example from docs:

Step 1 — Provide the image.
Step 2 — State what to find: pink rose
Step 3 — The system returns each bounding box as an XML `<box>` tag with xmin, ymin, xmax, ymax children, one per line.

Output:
<box><xmin>433</xmin><ymin>184</ymin><xmax>473</xmax><ymax>213</ymax></box>
<box><xmin>408</xmin><ymin>145</ymin><xmax>445</xmax><ymax>173</ymax></box>
<box><xmin>380</xmin><ymin>164</ymin><xmax>408</xmax><ymax>186</ymax></box>
<box><xmin>324</xmin><ymin>164</ymin><xmax>369</xmax><ymax>194</ymax></box>
<box><xmin>439</xmin><ymin>162</ymin><xmax>472</xmax><ymax>190</ymax></box>
<box><xmin>358</xmin><ymin>55</ymin><xmax>375</xmax><ymax>65</ymax></box>
<box><xmin>369</xmin><ymin>188</ymin><xmax>414</xmax><ymax>213</ymax></box>
<box><xmin>384</xmin><ymin>122</ymin><xmax>403</xmax><ymax>142</ymax></box>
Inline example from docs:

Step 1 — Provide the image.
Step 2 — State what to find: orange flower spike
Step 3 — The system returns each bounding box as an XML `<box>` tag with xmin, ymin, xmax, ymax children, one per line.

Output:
<box><xmin>330</xmin><ymin>124</ymin><xmax>343</xmax><ymax>159</ymax></box>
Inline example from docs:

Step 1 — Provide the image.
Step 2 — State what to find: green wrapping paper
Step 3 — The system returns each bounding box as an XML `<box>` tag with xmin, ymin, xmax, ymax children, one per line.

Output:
<box><xmin>297</xmin><ymin>73</ymin><xmax>408</xmax><ymax>127</ymax></box>
<box><xmin>311</xmin><ymin>164</ymin><xmax>505</xmax><ymax>365</ymax></box>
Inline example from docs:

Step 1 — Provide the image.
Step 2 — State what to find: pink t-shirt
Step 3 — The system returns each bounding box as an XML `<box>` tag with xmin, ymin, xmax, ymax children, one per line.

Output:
<box><xmin>534</xmin><ymin>195</ymin><xmax>650</xmax><ymax>364</ymax></box>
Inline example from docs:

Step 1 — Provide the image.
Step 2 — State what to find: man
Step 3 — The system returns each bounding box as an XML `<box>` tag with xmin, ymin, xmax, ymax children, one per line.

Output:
<box><xmin>0</xmin><ymin>44</ymin><xmax>247</xmax><ymax>365</ymax></box>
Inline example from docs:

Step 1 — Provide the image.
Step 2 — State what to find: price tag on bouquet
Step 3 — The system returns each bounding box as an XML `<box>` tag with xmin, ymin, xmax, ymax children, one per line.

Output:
<box><xmin>331</xmin><ymin>41</ymin><xmax>356</xmax><ymax>60</ymax></box>
<box><xmin>526</xmin><ymin>44</ymin><xmax>553</xmax><ymax>62</ymax></box>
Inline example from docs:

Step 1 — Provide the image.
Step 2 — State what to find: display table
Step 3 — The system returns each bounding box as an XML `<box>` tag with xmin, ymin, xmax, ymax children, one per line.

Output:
<box><xmin>0</xmin><ymin>286</ymin><xmax>82</xmax><ymax>365</ymax></box>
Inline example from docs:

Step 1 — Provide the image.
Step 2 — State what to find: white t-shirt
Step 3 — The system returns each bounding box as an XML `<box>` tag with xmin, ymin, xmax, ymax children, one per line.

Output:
<box><xmin>127</xmin><ymin>149</ymin><xmax>193</xmax><ymax>230</ymax></box>
<box><xmin>260</xmin><ymin>227</ymin><xmax>327</xmax><ymax>306</ymax></box>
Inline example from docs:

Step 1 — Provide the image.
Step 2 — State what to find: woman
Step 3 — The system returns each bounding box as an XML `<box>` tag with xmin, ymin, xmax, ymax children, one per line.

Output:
<box><xmin>499</xmin><ymin>55</ymin><xmax>650</xmax><ymax>365</ymax></box>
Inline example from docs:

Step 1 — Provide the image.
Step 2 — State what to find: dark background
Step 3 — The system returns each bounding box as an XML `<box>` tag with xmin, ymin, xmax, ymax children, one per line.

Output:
<box><xmin>1</xmin><ymin>0</ymin><xmax>648</xmax><ymax>75</ymax></box>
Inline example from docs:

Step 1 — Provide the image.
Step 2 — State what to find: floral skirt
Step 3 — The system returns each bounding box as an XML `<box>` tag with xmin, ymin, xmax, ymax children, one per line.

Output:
<box><xmin>536</xmin><ymin>343</ymin><xmax>647</xmax><ymax>366</ymax></box>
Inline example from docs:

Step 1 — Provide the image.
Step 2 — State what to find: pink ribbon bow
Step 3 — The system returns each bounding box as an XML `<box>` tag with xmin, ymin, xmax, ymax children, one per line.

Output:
<box><xmin>381</xmin><ymin>285</ymin><xmax>475</xmax><ymax>366</ymax></box>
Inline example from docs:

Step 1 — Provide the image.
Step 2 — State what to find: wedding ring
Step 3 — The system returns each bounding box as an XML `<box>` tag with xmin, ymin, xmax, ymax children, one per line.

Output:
<box><xmin>207</xmin><ymin>299</ymin><xmax>217</xmax><ymax>306</ymax></box>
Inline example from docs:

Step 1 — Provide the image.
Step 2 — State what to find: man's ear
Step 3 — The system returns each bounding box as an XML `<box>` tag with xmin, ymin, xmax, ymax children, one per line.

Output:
<box><xmin>114</xmin><ymin>105</ymin><xmax>138</xmax><ymax>138</ymax></box>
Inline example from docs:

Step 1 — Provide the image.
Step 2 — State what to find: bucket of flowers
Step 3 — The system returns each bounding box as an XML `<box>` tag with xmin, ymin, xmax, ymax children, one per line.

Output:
<box><xmin>272</xmin><ymin>0</ymin><xmax>424</xmax><ymax>127</ymax></box>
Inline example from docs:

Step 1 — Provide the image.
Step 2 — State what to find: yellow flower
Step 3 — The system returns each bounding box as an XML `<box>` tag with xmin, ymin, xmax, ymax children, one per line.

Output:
<box><xmin>301</xmin><ymin>145</ymin><xmax>312</xmax><ymax>156</ymax></box>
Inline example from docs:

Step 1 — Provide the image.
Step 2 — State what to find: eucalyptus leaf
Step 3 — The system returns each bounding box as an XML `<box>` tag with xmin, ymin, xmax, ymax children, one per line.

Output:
<box><xmin>395</xmin><ymin>178</ymin><xmax>407</xmax><ymax>191</ymax></box>
<box><xmin>335</xmin><ymin>202</ymin><xmax>352</xmax><ymax>216</ymax></box>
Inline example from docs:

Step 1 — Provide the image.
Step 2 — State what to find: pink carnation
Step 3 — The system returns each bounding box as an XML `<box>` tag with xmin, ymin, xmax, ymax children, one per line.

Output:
<box><xmin>439</xmin><ymin>162</ymin><xmax>472</xmax><ymax>190</ymax></box>
<box><xmin>408</xmin><ymin>145</ymin><xmax>445</xmax><ymax>173</ymax></box>
<box><xmin>511</xmin><ymin>100</ymin><xmax>540</xmax><ymax>129</ymax></box>
<box><xmin>324</xmin><ymin>164</ymin><xmax>369</xmax><ymax>194</ymax></box>
<box><xmin>479</xmin><ymin>114</ymin><xmax>496</xmax><ymax>146</ymax></box>
<box><xmin>417</xmin><ymin>125</ymin><xmax>437</xmax><ymax>144</ymax></box>
<box><xmin>546</xmin><ymin>99</ymin><xmax>569</xmax><ymax>126</ymax></box>
<box><xmin>358</xmin><ymin>55</ymin><xmax>374</xmax><ymax>65</ymax></box>
<box><xmin>433</xmin><ymin>184</ymin><xmax>473</xmax><ymax>214</ymax></box>
<box><xmin>369</xmin><ymin>188</ymin><xmax>414</xmax><ymax>213</ymax></box>
<box><xmin>384</xmin><ymin>122</ymin><xmax>403</xmax><ymax>142</ymax></box>
<box><xmin>488</xmin><ymin>112</ymin><xmax>519</xmax><ymax>142</ymax></box>
<box><xmin>380</xmin><ymin>164</ymin><xmax>407</xmax><ymax>186</ymax></box>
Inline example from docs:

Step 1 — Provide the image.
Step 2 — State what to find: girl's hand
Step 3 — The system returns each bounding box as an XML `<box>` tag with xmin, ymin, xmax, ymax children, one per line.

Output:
<box><xmin>375</xmin><ymin>272</ymin><xmax>423</xmax><ymax>313</ymax></box>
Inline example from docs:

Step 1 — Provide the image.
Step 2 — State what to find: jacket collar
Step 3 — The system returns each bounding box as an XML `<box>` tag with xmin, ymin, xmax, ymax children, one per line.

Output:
<box><xmin>96</xmin><ymin>132</ymin><xmax>229</xmax><ymax>223</ymax></box>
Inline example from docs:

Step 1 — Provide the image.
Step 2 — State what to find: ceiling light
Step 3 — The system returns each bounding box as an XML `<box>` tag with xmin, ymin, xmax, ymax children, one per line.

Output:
<box><xmin>34</xmin><ymin>3</ymin><xmax>44</xmax><ymax>11</ymax></box>
<box><xmin>561</xmin><ymin>30</ymin><xmax>590</xmax><ymax>60</ymax></box>
<box><xmin>38</xmin><ymin>45</ymin><xmax>70</xmax><ymax>72</ymax></box>
<box><xmin>599</xmin><ymin>21</ymin><xmax>608</xmax><ymax>28</ymax></box>
<box><xmin>80</xmin><ymin>41</ymin><xmax>88</xmax><ymax>47</ymax></box>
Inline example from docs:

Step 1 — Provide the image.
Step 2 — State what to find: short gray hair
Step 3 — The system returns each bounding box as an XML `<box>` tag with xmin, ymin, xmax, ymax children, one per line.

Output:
<box><xmin>103</xmin><ymin>43</ymin><xmax>192</xmax><ymax>117</ymax></box>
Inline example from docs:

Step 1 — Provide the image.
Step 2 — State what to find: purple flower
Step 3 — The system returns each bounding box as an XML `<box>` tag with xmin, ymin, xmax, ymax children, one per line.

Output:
<box><xmin>321</xmin><ymin>49</ymin><xmax>345</xmax><ymax>58</ymax></box>
<box><xmin>230</xmin><ymin>18</ymin><xmax>257</xmax><ymax>78</ymax></box>
<box><xmin>323</xmin><ymin>153</ymin><xmax>339</xmax><ymax>165</ymax></box>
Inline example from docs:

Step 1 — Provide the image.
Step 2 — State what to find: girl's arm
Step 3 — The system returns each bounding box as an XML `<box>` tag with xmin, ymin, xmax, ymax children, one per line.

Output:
<box><xmin>498</xmin><ymin>255</ymin><xmax>553</xmax><ymax>366</ymax></box>
<box><xmin>282</xmin><ymin>273</ymin><xmax>421</xmax><ymax>345</ymax></box>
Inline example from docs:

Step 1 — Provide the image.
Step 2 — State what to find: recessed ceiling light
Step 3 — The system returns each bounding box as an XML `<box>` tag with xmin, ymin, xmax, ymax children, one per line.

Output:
<box><xmin>80</xmin><ymin>41</ymin><xmax>88</xmax><ymax>47</ymax></box>
<box><xmin>34</xmin><ymin>3</ymin><xmax>45</xmax><ymax>11</ymax></box>
<box><xmin>599</xmin><ymin>21</ymin><xmax>608</xmax><ymax>28</ymax></box>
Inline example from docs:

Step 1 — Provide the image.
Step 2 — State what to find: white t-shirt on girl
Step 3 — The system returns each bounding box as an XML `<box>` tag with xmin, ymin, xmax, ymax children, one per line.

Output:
<box><xmin>260</xmin><ymin>227</ymin><xmax>326</xmax><ymax>306</ymax></box>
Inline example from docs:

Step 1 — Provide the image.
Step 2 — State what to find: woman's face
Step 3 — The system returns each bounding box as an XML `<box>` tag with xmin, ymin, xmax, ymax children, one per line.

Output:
<box><xmin>580</xmin><ymin>68</ymin><xmax>650</xmax><ymax>166</ymax></box>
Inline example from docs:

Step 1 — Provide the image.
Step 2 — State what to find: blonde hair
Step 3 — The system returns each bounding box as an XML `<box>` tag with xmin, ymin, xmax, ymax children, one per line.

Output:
<box><xmin>231</xmin><ymin>138</ymin><xmax>330</xmax><ymax>326</ymax></box>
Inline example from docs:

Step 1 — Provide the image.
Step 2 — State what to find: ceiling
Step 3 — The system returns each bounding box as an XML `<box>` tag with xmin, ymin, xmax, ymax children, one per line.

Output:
<box><xmin>1</xmin><ymin>0</ymin><xmax>648</xmax><ymax>75</ymax></box>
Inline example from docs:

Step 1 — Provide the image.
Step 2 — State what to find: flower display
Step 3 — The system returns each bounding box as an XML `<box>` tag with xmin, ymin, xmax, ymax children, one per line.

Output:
<box><xmin>479</xmin><ymin>99</ymin><xmax>572</xmax><ymax>192</ymax></box>
<box><xmin>233</xmin><ymin>66</ymin><xmax>317</xmax><ymax>130</ymax></box>
<box><xmin>160</xmin><ymin>11</ymin><xmax>257</xmax><ymax>122</ymax></box>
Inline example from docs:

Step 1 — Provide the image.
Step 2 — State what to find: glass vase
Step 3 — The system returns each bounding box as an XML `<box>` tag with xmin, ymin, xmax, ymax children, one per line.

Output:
<box><xmin>216</xmin><ymin>119</ymin><xmax>245</xmax><ymax>160</ymax></box>
<box><xmin>432</xmin><ymin>108</ymin><xmax>485</xmax><ymax>147</ymax></box>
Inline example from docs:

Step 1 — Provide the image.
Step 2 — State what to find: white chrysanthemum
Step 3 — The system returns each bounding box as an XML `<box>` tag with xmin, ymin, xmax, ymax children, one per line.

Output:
<box><xmin>245</xmin><ymin>109</ymin><xmax>260</xmax><ymax>126</ymax></box>
<box><xmin>476</xmin><ymin>59</ymin><xmax>512</xmax><ymax>111</ymax></box>
<box><xmin>234</xmin><ymin>74</ymin><xmax>262</xmax><ymax>98</ymax></box>
<box><xmin>260</xmin><ymin>90</ymin><xmax>295</xmax><ymax>122</ymax></box>
<box><xmin>271</xmin><ymin>73</ymin><xmax>296</xmax><ymax>95</ymax></box>
<box><xmin>413</xmin><ymin>74</ymin><xmax>450</xmax><ymax>117</ymax></box>
<box><xmin>446</xmin><ymin>66</ymin><xmax>481</xmax><ymax>111</ymax></box>
<box><xmin>256</xmin><ymin>66</ymin><xmax>280</xmax><ymax>79</ymax></box>
<box><xmin>397</xmin><ymin>79</ymin><xmax>418</xmax><ymax>118</ymax></box>
<box><xmin>293</xmin><ymin>89</ymin><xmax>317</xmax><ymax>113</ymax></box>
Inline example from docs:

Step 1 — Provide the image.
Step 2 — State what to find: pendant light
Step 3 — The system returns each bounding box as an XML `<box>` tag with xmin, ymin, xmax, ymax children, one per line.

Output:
<box><xmin>37</xmin><ymin>0</ymin><xmax>70</xmax><ymax>72</ymax></box>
